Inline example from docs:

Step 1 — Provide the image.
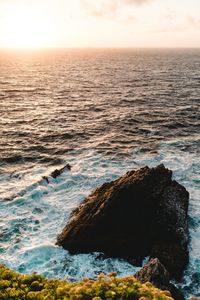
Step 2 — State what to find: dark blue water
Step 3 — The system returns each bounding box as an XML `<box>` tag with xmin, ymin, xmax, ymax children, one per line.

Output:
<box><xmin>0</xmin><ymin>48</ymin><xmax>200</xmax><ymax>297</ymax></box>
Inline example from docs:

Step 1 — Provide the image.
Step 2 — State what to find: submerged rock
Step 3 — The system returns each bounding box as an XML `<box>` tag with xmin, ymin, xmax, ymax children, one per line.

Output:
<box><xmin>135</xmin><ymin>258</ymin><xmax>185</xmax><ymax>300</ymax></box>
<box><xmin>57</xmin><ymin>164</ymin><xmax>189</xmax><ymax>278</ymax></box>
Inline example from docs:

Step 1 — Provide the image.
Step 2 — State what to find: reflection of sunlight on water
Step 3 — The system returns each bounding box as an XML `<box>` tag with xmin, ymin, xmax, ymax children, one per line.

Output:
<box><xmin>0</xmin><ymin>137</ymin><xmax>200</xmax><ymax>297</ymax></box>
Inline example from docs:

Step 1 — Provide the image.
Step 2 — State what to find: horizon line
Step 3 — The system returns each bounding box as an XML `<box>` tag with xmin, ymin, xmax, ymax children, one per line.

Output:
<box><xmin>0</xmin><ymin>46</ymin><xmax>200</xmax><ymax>51</ymax></box>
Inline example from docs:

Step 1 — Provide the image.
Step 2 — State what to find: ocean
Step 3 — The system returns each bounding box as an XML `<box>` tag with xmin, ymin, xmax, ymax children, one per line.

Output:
<box><xmin>0</xmin><ymin>48</ymin><xmax>199</xmax><ymax>297</ymax></box>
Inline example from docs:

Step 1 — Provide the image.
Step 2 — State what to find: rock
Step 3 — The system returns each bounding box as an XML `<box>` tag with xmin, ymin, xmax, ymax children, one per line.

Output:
<box><xmin>150</xmin><ymin>243</ymin><xmax>188</xmax><ymax>279</ymax></box>
<box><xmin>50</xmin><ymin>164</ymin><xmax>71</xmax><ymax>179</ymax></box>
<box><xmin>57</xmin><ymin>164</ymin><xmax>189</xmax><ymax>277</ymax></box>
<box><xmin>134</xmin><ymin>258</ymin><xmax>185</xmax><ymax>300</ymax></box>
<box><xmin>150</xmin><ymin>180</ymin><xmax>189</xmax><ymax>277</ymax></box>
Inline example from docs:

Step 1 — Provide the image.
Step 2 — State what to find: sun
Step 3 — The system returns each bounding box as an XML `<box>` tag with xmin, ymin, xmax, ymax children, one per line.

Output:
<box><xmin>2</xmin><ymin>4</ymin><xmax>55</xmax><ymax>48</ymax></box>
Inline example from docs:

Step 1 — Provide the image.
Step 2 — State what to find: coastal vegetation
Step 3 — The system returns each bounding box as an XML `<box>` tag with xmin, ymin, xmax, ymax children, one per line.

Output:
<box><xmin>0</xmin><ymin>265</ymin><xmax>173</xmax><ymax>300</ymax></box>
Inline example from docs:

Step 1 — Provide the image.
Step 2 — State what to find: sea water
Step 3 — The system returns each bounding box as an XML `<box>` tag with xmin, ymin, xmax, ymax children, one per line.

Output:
<box><xmin>0</xmin><ymin>48</ymin><xmax>199</xmax><ymax>297</ymax></box>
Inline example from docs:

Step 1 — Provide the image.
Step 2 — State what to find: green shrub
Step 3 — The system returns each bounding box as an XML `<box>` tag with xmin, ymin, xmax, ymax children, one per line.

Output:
<box><xmin>0</xmin><ymin>265</ymin><xmax>173</xmax><ymax>299</ymax></box>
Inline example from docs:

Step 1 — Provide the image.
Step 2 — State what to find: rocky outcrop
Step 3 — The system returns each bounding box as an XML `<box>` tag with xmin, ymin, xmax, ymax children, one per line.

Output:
<box><xmin>57</xmin><ymin>164</ymin><xmax>189</xmax><ymax>277</ymax></box>
<box><xmin>135</xmin><ymin>258</ymin><xmax>185</xmax><ymax>300</ymax></box>
<box><xmin>50</xmin><ymin>163</ymin><xmax>71</xmax><ymax>179</ymax></box>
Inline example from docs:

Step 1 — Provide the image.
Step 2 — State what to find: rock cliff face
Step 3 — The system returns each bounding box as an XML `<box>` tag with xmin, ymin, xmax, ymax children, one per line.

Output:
<box><xmin>57</xmin><ymin>164</ymin><xmax>189</xmax><ymax>278</ymax></box>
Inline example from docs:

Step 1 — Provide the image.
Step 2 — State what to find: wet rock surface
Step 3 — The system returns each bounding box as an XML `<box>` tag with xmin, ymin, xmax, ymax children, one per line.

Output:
<box><xmin>57</xmin><ymin>164</ymin><xmax>189</xmax><ymax>278</ymax></box>
<box><xmin>135</xmin><ymin>258</ymin><xmax>185</xmax><ymax>300</ymax></box>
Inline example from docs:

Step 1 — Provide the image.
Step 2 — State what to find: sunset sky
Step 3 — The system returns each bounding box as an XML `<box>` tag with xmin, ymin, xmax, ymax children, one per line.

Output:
<box><xmin>0</xmin><ymin>0</ymin><xmax>200</xmax><ymax>48</ymax></box>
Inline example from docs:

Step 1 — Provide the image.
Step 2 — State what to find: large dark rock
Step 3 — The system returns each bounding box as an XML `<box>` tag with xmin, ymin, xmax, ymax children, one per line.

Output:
<box><xmin>57</xmin><ymin>164</ymin><xmax>189</xmax><ymax>277</ymax></box>
<box><xmin>134</xmin><ymin>258</ymin><xmax>185</xmax><ymax>300</ymax></box>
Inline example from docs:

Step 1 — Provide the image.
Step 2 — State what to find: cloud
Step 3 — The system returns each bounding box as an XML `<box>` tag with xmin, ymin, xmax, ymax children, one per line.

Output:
<box><xmin>82</xmin><ymin>1</ymin><xmax>118</xmax><ymax>18</ymax></box>
<box><xmin>187</xmin><ymin>15</ymin><xmax>200</xmax><ymax>28</ymax></box>
<box><xmin>81</xmin><ymin>0</ymin><xmax>153</xmax><ymax>21</ymax></box>
<box><xmin>150</xmin><ymin>11</ymin><xmax>200</xmax><ymax>35</ymax></box>
<box><xmin>123</xmin><ymin>0</ymin><xmax>151</xmax><ymax>4</ymax></box>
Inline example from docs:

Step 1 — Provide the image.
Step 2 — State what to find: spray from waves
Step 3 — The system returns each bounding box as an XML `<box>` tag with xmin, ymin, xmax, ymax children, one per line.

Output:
<box><xmin>0</xmin><ymin>164</ymin><xmax>71</xmax><ymax>201</ymax></box>
<box><xmin>0</xmin><ymin>136</ymin><xmax>199</xmax><ymax>297</ymax></box>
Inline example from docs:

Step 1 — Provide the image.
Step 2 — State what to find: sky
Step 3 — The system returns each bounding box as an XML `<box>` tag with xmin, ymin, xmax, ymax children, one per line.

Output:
<box><xmin>0</xmin><ymin>0</ymin><xmax>200</xmax><ymax>48</ymax></box>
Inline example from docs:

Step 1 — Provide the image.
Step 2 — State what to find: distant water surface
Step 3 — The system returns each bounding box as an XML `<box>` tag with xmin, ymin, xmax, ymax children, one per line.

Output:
<box><xmin>0</xmin><ymin>49</ymin><xmax>200</xmax><ymax>297</ymax></box>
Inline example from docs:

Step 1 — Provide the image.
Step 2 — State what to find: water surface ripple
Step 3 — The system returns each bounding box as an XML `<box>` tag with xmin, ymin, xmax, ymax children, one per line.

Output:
<box><xmin>0</xmin><ymin>49</ymin><xmax>200</xmax><ymax>297</ymax></box>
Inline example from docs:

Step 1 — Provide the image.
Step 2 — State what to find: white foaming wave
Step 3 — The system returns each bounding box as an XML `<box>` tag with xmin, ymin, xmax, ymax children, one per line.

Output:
<box><xmin>0</xmin><ymin>139</ymin><xmax>199</xmax><ymax>297</ymax></box>
<box><xmin>0</xmin><ymin>151</ymin><xmax>140</xmax><ymax>280</ymax></box>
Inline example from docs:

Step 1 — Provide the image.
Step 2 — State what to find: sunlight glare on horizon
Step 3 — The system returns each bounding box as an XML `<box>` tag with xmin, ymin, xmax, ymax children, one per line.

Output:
<box><xmin>0</xmin><ymin>1</ymin><xmax>63</xmax><ymax>48</ymax></box>
<box><xmin>2</xmin><ymin>7</ymin><xmax>52</xmax><ymax>48</ymax></box>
